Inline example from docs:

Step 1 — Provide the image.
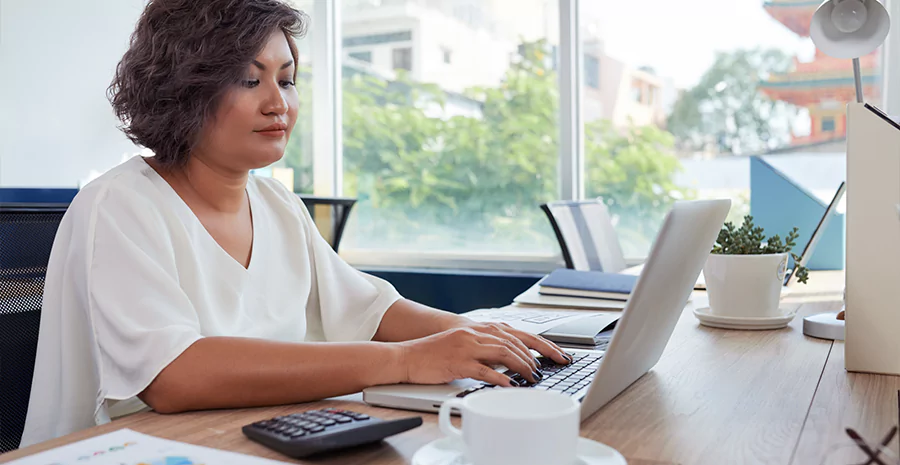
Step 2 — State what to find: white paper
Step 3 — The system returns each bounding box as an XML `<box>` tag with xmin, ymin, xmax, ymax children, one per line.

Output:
<box><xmin>9</xmin><ymin>428</ymin><xmax>291</xmax><ymax>465</ymax></box>
<box><xmin>464</xmin><ymin>307</ymin><xmax>614</xmax><ymax>335</ymax></box>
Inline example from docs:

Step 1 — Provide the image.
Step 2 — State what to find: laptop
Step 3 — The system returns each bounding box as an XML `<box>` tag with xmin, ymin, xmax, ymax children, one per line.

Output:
<box><xmin>363</xmin><ymin>199</ymin><xmax>731</xmax><ymax>421</ymax></box>
<box><xmin>783</xmin><ymin>181</ymin><xmax>846</xmax><ymax>287</ymax></box>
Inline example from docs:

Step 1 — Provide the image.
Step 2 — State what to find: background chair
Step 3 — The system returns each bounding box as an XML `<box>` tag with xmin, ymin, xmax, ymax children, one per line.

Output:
<box><xmin>297</xmin><ymin>195</ymin><xmax>356</xmax><ymax>253</ymax></box>
<box><xmin>0</xmin><ymin>204</ymin><xmax>67</xmax><ymax>453</ymax></box>
<box><xmin>540</xmin><ymin>200</ymin><xmax>627</xmax><ymax>272</ymax></box>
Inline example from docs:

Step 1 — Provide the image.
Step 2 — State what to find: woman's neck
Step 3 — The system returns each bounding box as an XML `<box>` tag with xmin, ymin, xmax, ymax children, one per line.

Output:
<box><xmin>148</xmin><ymin>154</ymin><xmax>249</xmax><ymax>214</ymax></box>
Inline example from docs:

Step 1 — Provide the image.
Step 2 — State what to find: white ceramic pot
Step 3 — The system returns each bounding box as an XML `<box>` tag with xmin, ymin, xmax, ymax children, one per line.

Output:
<box><xmin>702</xmin><ymin>253</ymin><xmax>788</xmax><ymax>318</ymax></box>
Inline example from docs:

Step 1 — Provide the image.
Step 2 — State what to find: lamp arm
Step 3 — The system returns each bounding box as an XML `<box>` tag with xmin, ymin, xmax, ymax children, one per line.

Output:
<box><xmin>853</xmin><ymin>57</ymin><xmax>865</xmax><ymax>103</ymax></box>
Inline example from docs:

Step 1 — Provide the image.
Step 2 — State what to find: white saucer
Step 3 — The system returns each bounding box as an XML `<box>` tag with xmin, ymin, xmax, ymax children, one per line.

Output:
<box><xmin>693</xmin><ymin>307</ymin><xmax>796</xmax><ymax>330</ymax></box>
<box><xmin>411</xmin><ymin>436</ymin><xmax>627</xmax><ymax>465</ymax></box>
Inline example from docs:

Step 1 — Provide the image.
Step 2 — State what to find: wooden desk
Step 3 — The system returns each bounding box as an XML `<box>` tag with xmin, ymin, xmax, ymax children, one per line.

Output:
<box><xmin>3</xmin><ymin>276</ymin><xmax>899</xmax><ymax>465</ymax></box>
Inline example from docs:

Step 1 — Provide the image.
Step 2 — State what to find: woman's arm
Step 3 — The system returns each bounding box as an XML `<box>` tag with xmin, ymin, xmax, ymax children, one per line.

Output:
<box><xmin>372</xmin><ymin>298</ymin><xmax>468</xmax><ymax>342</ymax></box>
<box><xmin>141</xmin><ymin>299</ymin><xmax>573</xmax><ymax>414</ymax></box>
<box><xmin>139</xmin><ymin>338</ymin><xmax>404</xmax><ymax>414</ymax></box>
<box><xmin>139</xmin><ymin>320</ymin><xmax>569</xmax><ymax>414</ymax></box>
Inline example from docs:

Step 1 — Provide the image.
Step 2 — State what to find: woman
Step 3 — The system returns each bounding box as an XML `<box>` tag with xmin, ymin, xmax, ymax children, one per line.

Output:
<box><xmin>22</xmin><ymin>0</ymin><xmax>570</xmax><ymax>445</ymax></box>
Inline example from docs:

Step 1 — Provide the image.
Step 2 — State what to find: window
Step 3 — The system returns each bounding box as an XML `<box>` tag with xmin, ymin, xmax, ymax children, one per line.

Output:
<box><xmin>630</xmin><ymin>80</ymin><xmax>643</xmax><ymax>103</ymax></box>
<box><xmin>585</xmin><ymin>55</ymin><xmax>600</xmax><ymax>89</ymax></box>
<box><xmin>349</xmin><ymin>50</ymin><xmax>372</xmax><ymax>63</ymax></box>
<box><xmin>392</xmin><ymin>47</ymin><xmax>412</xmax><ymax>71</ymax></box>
<box><xmin>343</xmin><ymin>30</ymin><xmax>412</xmax><ymax>48</ymax></box>
<box><xmin>341</xmin><ymin>1</ymin><xmax>560</xmax><ymax>255</ymax></box>
<box><xmin>442</xmin><ymin>48</ymin><xmax>452</xmax><ymax>64</ymax></box>
<box><xmin>581</xmin><ymin>0</ymin><xmax>882</xmax><ymax>259</ymax></box>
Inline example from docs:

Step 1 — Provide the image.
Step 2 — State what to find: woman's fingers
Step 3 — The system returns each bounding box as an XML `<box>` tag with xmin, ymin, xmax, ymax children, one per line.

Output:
<box><xmin>512</xmin><ymin>330</ymin><xmax>572</xmax><ymax>365</ymax></box>
<box><xmin>474</xmin><ymin>324</ymin><xmax>539</xmax><ymax>367</ymax></box>
<box><xmin>474</xmin><ymin>344</ymin><xmax>541</xmax><ymax>383</ymax></box>
<box><xmin>461</xmin><ymin>363</ymin><xmax>516</xmax><ymax>387</ymax></box>
<box><xmin>493</xmin><ymin>327</ymin><xmax>541</xmax><ymax>367</ymax></box>
<box><xmin>475</xmin><ymin>333</ymin><xmax>539</xmax><ymax>373</ymax></box>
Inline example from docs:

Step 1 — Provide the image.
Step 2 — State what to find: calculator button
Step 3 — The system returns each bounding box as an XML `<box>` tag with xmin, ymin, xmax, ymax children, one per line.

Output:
<box><xmin>308</xmin><ymin>426</ymin><xmax>325</xmax><ymax>433</ymax></box>
<box><xmin>334</xmin><ymin>417</ymin><xmax>352</xmax><ymax>424</ymax></box>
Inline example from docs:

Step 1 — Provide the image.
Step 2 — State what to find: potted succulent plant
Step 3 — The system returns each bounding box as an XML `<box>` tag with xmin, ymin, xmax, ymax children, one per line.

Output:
<box><xmin>703</xmin><ymin>216</ymin><xmax>809</xmax><ymax>319</ymax></box>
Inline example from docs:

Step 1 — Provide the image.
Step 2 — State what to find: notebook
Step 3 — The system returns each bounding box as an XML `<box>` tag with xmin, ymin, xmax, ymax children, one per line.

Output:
<box><xmin>538</xmin><ymin>269</ymin><xmax>638</xmax><ymax>301</ymax></box>
<box><xmin>539</xmin><ymin>312</ymin><xmax>620</xmax><ymax>346</ymax></box>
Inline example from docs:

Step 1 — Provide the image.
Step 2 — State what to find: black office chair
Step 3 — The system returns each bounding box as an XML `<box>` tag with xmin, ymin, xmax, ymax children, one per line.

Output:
<box><xmin>297</xmin><ymin>195</ymin><xmax>356</xmax><ymax>253</ymax></box>
<box><xmin>0</xmin><ymin>203</ymin><xmax>67</xmax><ymax>453</ymax></box>
<box><xmin>540</xmin><ymin>200</ymin><xmax>627</xmax><ymax>272</ymax></box>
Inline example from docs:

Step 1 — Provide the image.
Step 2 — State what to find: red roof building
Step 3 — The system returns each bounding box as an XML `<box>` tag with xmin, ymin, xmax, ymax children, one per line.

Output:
<box><xmin>760</xmin><ymin>0</ymin><xmax>881</xmax><ymax>144</ymax></box>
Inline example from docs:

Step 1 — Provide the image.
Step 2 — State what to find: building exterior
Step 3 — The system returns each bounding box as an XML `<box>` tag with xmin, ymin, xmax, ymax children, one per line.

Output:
<box><xmin>342</xmin><ymin>0</ymin><xmax>674</xmax><ymax>128</ymax></box>
<box><xmin>760</xmin><ymin>0</ymin><xmax>881</xmax><ymax>145</ymax></box>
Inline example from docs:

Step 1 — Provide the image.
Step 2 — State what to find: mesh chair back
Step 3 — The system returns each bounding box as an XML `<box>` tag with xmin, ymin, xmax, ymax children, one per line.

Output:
<box><xmin>0</xmin><ymin>204</ymin><xmax>66</xmax><ymax>453</ymax></box>
<box><xmin>541</xmin><ymin>200</ymin><xmax>627</xmax><ymax>272</ymax></box>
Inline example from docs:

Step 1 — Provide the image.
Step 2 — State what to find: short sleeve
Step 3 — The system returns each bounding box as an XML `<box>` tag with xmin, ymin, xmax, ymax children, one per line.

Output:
<box><xmin>87</xmin><ymin>187</ymin><xmax>203</xmax><ymax>401</ymax></box>
<box><xmin>293</xmin><ymin>199</ymin><xmax>402</xmax><ymax>343</ymax></box>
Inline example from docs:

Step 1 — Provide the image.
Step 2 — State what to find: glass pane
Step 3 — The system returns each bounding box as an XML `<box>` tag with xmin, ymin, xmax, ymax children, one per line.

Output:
<box><xmin>279</xmin><ymin>0</ymin><xmax>317</xmax><ymax>194</ymax></box>
<box><xmin>340</xmin><ymin>0</ymin><xmax>560</xmax><ymax>254</ymax></box>
<box><xmin>582</xmin><ymin>0</ymin><xmax>880</xmax><ymax>258</ymax></box>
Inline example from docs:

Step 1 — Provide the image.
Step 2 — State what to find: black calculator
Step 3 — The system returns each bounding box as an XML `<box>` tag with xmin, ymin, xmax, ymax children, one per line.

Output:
<box><xmin>242</xmin><ymin>408</ymin><xmax>423</xmax><ymax>458</ymax></box>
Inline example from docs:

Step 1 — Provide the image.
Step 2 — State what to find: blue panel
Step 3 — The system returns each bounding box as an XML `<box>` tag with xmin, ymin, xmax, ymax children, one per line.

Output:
<box><xmin>0</xmin><ymin>188</ymin><xmax>78</xmax><ymax>204</ymax></box>
<box><xmin>362</xmin><ymin>268</ymin><xmax>542</xmax><ymax>315</ymax></box>
<box><xmin>750</xmin><ymin>157</ymin><xmax>844</xmax><ymax>270</ymax></box>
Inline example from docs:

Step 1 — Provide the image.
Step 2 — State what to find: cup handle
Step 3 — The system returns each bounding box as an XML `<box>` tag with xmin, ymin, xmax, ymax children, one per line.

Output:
<box><xmin>438</xmin><ymin>398</ymin><xmax>465</xmax><ymax>441</ymax></box>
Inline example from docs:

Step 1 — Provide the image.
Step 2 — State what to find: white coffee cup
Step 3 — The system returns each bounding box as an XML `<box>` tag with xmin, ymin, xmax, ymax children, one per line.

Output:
<box><xmin>438</xmin><ymin>388</ymin><xmax>581</xmax><ymax>465</ymax></box>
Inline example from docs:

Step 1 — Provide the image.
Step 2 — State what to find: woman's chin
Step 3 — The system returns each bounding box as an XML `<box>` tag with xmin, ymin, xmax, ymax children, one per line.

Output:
<box><xmin>248</xmin><ymin>151</ymin><xmax>286</xmax><ymax>170</ymax></box>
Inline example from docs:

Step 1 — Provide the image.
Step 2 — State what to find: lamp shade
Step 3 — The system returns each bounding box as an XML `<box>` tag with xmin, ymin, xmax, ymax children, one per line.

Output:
<box><xmin>810</xmin><ymin>0</ymin><xmax>891</xmax><ymax>59</ymax></box>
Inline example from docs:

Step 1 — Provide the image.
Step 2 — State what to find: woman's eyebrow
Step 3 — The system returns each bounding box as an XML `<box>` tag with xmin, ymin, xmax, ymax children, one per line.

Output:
<box><xmin>251</xmin><ymin>59</ymin><xmax>294</xmax><ymax>71</ymax></box>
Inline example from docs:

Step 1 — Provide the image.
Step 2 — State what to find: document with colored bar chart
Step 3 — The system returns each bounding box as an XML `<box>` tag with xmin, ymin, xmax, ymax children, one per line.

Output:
<box><xmin>9</xmin><ymin>428</ymin><xmax>291</xmax><ymax>465</ymax></box>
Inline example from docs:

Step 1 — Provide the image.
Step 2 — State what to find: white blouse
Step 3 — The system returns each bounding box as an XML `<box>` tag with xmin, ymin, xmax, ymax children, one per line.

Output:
<box><xmin>21</xmin><ymin>156</ymin><xmax>401</xmax><ymax>447</ymax></box>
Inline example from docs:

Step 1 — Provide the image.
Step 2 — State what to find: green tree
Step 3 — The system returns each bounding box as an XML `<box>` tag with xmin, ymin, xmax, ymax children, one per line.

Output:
<box><xmin>667</xmin><ymin>48</ymin><xmax>798</xmax><ymax>155</ymax></box>
<box><xmin>585</xmin><ymin>120</ymin><xmax>687</xmax><ymax>252</ymax></box>
<box><xmin>285</xmin><ymin>40</ymin><xmax>687</xmax><ymax>252</ymax></box>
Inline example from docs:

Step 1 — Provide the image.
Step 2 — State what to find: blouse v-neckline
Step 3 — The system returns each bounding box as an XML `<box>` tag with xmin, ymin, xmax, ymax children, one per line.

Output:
<box><xmin>138</xmin><ymin>156</ymin><xmax>263</xmax><ymax>274</ymax></box>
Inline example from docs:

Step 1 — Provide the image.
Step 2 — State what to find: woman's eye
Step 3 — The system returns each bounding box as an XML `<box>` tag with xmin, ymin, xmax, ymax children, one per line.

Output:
<box><xmin>242</xmin><ymin>79</ymin><xmax>260</xmax><ymax>88</ymax></box>
<box><xmin>280</xmin><ymin>80</ymin><xmax>296</xmax><ymax>88</ymax></box>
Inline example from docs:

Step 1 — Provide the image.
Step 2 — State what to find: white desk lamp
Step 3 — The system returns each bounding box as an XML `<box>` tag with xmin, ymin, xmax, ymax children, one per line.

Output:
<box><xmin>810</xmin><ymin>0</ymin><xmax>891</xmax><ymax>103</ymax></box>
<box><xmin>802</xmin><ymin>0</ymin><xmax>891</xmax><ymax>340</ymax></box>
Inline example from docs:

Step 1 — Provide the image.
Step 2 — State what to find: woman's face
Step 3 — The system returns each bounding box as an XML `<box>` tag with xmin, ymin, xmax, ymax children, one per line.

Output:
<box><xmin>196</xmin><ymin>30</ymin><xmax>299</xmax><ymax>172</ymax></box>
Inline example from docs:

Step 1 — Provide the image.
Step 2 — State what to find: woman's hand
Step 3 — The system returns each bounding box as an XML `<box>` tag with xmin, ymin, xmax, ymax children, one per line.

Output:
<box><xmin>397</xmin><ymin>321</ymin><xmax>573</xmax><ymax>387</ymax></box>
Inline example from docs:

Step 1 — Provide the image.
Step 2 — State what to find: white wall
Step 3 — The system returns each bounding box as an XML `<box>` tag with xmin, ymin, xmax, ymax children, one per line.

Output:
<box><xmin>0</xmin><ymin>0</ymin><xmax>146</xmax><ymax>187</ymax></box>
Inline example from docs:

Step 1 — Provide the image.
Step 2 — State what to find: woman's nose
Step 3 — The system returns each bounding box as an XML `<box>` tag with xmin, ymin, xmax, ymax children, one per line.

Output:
<box><xmin>264</xmin><ymin>86</ymin><xmax>288</xmax><ymax>115</ymax></box>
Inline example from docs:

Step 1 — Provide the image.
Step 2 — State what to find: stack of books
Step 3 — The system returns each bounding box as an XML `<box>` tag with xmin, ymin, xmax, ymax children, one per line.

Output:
<box><xmin>537</xmin><ymin>269</ymin><xmax>638</xmax><ymax>301</ymax></box>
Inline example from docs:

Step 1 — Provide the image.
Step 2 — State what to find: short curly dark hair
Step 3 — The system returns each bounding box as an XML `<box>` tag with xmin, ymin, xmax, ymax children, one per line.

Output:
<box><xmin>108</xmin><ymin>0</ymin><xmax>308</xmax><ymax>167</ymax></box>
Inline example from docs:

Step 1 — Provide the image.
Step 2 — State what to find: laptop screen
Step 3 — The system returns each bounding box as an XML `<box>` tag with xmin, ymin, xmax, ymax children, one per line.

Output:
<box><xmin>784</xmin><ymin>181</ymin><xmax>846</xmax><ymax>286</ymax></box>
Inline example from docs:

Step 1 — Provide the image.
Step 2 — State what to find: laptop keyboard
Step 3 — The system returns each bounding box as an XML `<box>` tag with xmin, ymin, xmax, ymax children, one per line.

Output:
<box><xmin>456</xmin><ymin>352</ymin><xmax>603</xmax><ymax>398</ymax></box>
